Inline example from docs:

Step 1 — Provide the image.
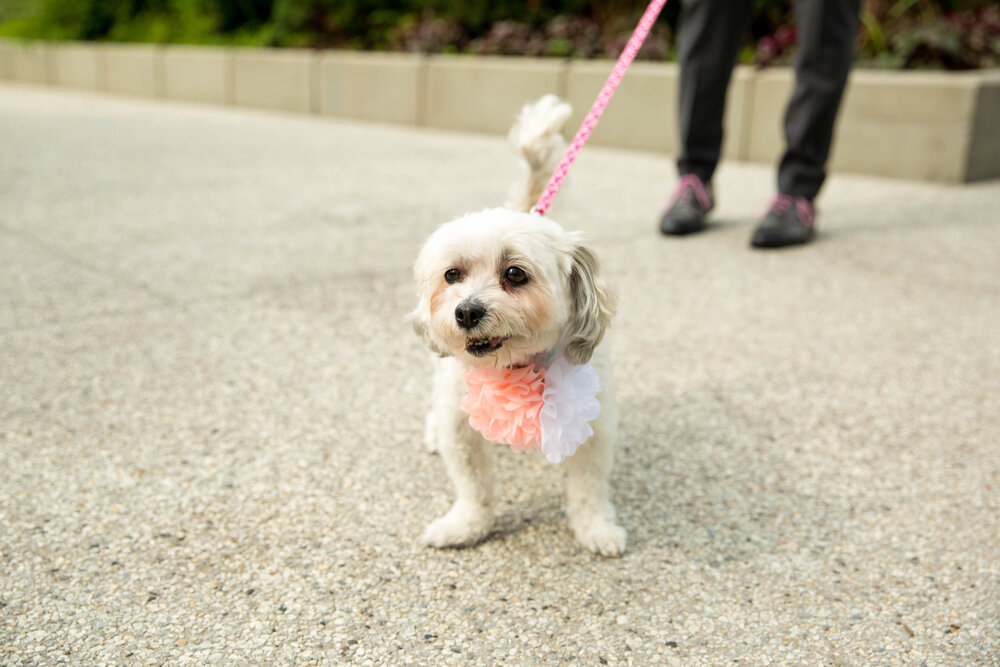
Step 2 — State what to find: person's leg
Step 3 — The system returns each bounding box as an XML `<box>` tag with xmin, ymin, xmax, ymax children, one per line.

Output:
<box><xmin>662</xmin><ymin>0</ymin><xmax>752</xmax><ymax>235</ymax></box>
<box><xmin>752</xmin><ymin>0</ymin><xmax>860</xmax><ymax>248</ymax></box>
<box><xmin>778</xmin><ymin>0</ymin><xmax>860</xmax><ymax>200</ymax></box>
<box><xmin>676</xmin><ymin>0</ymin><xmax>753</xmax><ymax>183</ymax></box>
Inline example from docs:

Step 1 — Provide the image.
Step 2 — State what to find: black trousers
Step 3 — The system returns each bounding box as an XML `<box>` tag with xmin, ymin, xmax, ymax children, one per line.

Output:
<box><xmin>676</xmin><ymin>0</ymin><xmax>860</xmax><ymax>200</ymax></box>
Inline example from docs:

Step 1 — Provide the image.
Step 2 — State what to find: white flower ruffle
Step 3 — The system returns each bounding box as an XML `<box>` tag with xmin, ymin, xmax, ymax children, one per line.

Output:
<box><xmin>539</xmin><ymin>355</ymin><xmax>601</xmax><ymax>463</ymax></box>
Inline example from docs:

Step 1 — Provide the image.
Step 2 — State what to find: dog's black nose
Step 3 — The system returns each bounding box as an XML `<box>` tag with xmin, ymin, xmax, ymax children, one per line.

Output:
<box><xmin>455</xmin><ymin>301</ymin><xmax>486</xmax><ymax>330</ymax></box>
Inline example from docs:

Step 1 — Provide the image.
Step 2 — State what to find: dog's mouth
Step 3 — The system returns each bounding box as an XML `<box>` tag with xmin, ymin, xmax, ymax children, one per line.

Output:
<box><xmin>465</xmin><ymin>336</ymin><xmax>505</xmax><ymax>356</ymax></box>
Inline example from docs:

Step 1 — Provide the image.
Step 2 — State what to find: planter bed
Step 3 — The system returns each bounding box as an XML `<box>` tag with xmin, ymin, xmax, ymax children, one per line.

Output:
<box><xmin>1</xmin><ymin>39</ymin><xmax>996</xmax><ymax>183</ymax></box>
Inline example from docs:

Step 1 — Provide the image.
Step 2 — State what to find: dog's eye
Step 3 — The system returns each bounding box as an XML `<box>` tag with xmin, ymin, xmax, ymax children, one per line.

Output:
<box><xmin>505</xmin><ymin>266</ymin><xmax>529</xmax><ymax>286</ymax></box>
<box><xmin>444</xmin><ymin>268</ymin><xmax>462</xmax><ymax>284</ymax></box>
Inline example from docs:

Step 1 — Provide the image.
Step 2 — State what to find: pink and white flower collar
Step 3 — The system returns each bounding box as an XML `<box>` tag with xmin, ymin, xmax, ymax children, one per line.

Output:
<box><xmin>460</xmin><ymin>350</ymin><xmax>601</xmax><ymax>464</ymax></box>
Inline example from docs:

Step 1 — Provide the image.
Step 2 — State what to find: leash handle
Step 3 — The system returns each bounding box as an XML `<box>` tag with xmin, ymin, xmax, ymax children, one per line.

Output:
<box><xmin>533</xmin><ymin>0</ymin><xmax>668</xmax><ymax>216</ymax></box>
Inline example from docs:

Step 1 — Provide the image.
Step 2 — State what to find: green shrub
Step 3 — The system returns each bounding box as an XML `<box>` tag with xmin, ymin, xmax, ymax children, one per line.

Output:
<box><xmin>0</xmin><ymin>0</ymin><xmax>996</xmax><ymax>68</ymax></box>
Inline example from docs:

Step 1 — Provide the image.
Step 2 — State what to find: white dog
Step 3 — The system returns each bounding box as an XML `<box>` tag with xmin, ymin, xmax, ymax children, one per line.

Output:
<box><xmin>411</xmin><ymin>95</ymin><xmax>627</xmax><ymax>557</ymax></box>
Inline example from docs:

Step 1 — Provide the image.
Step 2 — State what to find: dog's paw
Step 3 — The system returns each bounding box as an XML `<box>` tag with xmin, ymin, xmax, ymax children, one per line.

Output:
<box><xmin>422</xmin><ymin>503</ymin><xmax>494</xmax><ymax>549</ymax></box>
<box><xmin>572</xmin><ymin>518</ymin><xmax>627</xmax><ymax>557</ymax></box>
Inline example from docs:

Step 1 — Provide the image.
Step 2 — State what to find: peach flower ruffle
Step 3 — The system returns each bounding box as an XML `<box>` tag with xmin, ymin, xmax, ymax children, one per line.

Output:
<box><xmin>461</xmin><ymin>353</ymin><xmax>601</xmax><ymax>463</ymax></box>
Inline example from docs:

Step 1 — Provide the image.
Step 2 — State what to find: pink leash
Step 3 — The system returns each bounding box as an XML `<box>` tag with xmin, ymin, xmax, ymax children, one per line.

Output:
<box><xmin>533</xmin><ymin>0</ymin><xmax>668</xmax><ymax>216</ymax></box>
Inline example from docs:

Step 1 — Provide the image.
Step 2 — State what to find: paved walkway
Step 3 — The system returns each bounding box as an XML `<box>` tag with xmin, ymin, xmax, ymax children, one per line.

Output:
<box><xmin>2</xmin><ymin>82</ymin><xmax>998</xmax><ymax>665</ymax></box>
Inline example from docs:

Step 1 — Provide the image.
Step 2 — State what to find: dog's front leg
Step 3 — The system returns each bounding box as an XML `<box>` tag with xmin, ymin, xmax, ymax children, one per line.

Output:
<box><xmin>565</xmin><ymin>405</ymin><xmax>627</xmax><ymax>557</ymax></box>
<box><xmin>422</xmin><ymin>418</ymin><xmax>496</xmax><ymax>548</ymax></box>
<box><xmin>422</xmin><ymin>361</ymin><xmax>496</xmax><ymax>548</ymax></box>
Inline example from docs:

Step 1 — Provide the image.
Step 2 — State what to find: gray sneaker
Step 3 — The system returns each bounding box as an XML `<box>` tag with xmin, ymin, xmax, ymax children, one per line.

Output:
<box><xmin>751</xmin><ymin>194</ymin><xmax>816</xmax><ymax>248</ymax></box>
<box><xmin>659</xmin><ymin>174</ymin><xmax>714</xmax><ymax>236</ymax></box>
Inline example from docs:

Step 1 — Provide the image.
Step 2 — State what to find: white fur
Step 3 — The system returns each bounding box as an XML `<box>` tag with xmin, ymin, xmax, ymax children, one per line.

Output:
<box><xmin>412</xmin><ymin>96</ymin><xmax>626</xmax><ymax>557</ymax></box>
<box><xmin>504</xmin><ymin>94</ymin><xmax>572</xmax><ymax>213</ymax></box>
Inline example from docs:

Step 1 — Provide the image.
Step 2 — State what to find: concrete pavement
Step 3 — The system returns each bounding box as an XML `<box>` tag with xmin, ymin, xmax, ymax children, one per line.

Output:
<box><xmin>1</xmin><ymin>82</ymin><xmax>998</xmax><ymax>665</ymax></box>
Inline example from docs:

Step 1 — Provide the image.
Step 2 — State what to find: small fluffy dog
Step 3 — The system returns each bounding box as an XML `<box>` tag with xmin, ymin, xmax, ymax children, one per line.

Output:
<box><xmin>411</xmin><ymin>96</ymin><xmax>626</xmax><ymax>556</ymax></box>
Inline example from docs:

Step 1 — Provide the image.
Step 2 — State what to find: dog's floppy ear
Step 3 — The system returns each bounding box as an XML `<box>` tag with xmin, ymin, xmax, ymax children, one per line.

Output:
<box><xmin>409</xmin><ymin>307</ymin><xmax>448</xmax><ymax>357</ymax></box>
<box><xmin>565</xmin><ymin>243</ymin><xmax>616</xmax><ymax>365</ymax></box>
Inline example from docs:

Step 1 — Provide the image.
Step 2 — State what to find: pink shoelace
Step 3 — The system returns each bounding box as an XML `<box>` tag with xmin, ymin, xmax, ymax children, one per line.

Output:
<box><xmin>767</xmin><ymin>194</ymin><xmax>816</xmax><ymax>227</ymax></box>
<box><xmin>667</xmin><ymin>174</ymin><xmax>714</xmax><ymax>212</ymax></box>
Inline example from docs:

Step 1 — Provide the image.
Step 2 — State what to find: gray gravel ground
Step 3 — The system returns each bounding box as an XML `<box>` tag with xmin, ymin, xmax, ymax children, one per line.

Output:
<box><xmin>1</xmin><ymin>82</ymin><xmax>998</xmax><ymax>665</ymax></box>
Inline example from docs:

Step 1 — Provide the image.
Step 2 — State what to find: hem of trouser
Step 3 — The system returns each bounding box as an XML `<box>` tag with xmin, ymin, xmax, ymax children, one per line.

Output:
<box><xmin>777</xmin><ymin>160</ymin><xmax>824</xmax><ymax>202</ymax></box>
<box><xmin>776</xmin><ymin>190</ymin><xmax>815</xmax><ymax>203</ymax></box>
<box><xmin>677</xmin><ymin>165</ymin><xmax>714</xmax><ymax>186</ymax></box>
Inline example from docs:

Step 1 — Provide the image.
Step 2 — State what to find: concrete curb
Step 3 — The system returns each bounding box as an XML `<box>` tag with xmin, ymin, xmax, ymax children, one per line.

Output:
<box><xmin>163</xmin><ymin>46</ymin><xmax>233</xmax><ymax>106</ymax></box>
<box><xmin>967</xmin><ymin>71</ymin><xmax>1000</xmax><ymax>182</ymax></box>
<box><xmin>51</xmin><ymin>42</ymin><xmax>103</xmax><ymax>90</ymax></box>
<box><xmin>104</xmin><ymin>43</ymin><xmax>162</xmax><ymax>98</ymax></box>
<box><xmin>0</xmin><ymin>38</ymin><xmax>997</xmax><ymax>183</ymax></box>
<box><xmin>424</xmin><ymin>56</ymin><xmax>566</xmax><ymax>135</ymax></box>
<box><xmin>233</xmin><ymin>48</ymin><xmax>318</xmax><ymax>114</ymax></box>
<box><xmin>319</xmin><ymin>51</ymin><xmax>427</xmax><ymax>126</ymax></box>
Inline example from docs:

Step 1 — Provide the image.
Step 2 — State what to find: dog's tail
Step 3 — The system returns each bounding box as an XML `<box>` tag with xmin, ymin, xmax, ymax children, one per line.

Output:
<box><xmin>504</xmin><ymin>94</ymin><xmax>573</xmax><ymax>213</ymax></box>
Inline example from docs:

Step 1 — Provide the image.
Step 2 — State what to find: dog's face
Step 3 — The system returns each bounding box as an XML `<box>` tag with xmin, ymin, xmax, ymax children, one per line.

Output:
<box><xmin>412</xmin><ymin>208</ymin><xmax>615</xmax><ymax>368</ymax></box>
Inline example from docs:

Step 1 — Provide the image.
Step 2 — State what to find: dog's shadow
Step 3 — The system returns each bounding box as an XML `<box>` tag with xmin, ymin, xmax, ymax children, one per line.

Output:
<box><xmin>613</xmin><ymin>392</ymin><xmax>842</xmax><ymax>563</ymax></box>
<box><xmin>419</xmin><ymin>388</ymin><xmax>839</xmax><ymax>560</ymax></box>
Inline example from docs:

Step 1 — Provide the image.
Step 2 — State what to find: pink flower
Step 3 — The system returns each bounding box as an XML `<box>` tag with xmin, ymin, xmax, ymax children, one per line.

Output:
<box><xmin>461</xmin><ymin>365</ymin><xmax>546</xmax><ymax>452</ymax></box>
